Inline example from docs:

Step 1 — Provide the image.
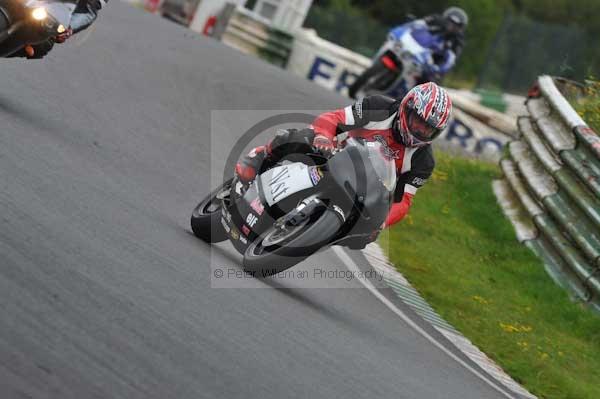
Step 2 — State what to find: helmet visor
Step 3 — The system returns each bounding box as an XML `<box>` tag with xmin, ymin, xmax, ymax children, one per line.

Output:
<box><xmin>446</xmin><ymin>20</ymin><xmax>463</xmax><ymax>34</ymax></box>
<box><xmin>407</xmin><ymin>110</ymin><xmax>442</xmax><ymax>143</ymax></box>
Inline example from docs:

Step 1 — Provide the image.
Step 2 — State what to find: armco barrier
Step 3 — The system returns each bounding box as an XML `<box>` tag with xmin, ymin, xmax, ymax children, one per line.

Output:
<box><xmin>287</xmin><ymin>28</ymin><xmax>371</xmax><ymax>95</ymax></box>
<box><xmin>447</xmin><ymin>89</ymin><xmax>519</xmax><ymax>137</ymax></box>
<box><xmin>495</xmin><ymin>75</ymin><xmax>600</xmax><ymax>311</ymax></box>
<box><xmin>451</xmin><ymin>89</ymin><xmax>527</xmax><ymax>118</ymax></box>
<box><xmin>212</xmin><ymin>4</ymin><xmax>294</xmax><ymax>68</ymax></box>
<box><xmin>438</xmin><ymin>108</ymin><xmax>510</xmax><ymax>161</ymax></box>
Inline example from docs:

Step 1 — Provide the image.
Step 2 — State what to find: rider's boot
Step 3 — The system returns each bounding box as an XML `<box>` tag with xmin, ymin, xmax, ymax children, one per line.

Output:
<box><xmin>235</xmin><ymin>144</ymin><xmax>272</xmax><ymax>183</ymax></box>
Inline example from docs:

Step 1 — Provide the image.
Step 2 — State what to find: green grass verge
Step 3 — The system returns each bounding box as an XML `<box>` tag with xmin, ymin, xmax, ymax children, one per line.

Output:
<box><xmin>379</xmin><ymin>152</ymin><xmax>600</xmax><ymax>399</ymax></box>
<box><xmin>574</xmin><ymin>80</ymin><xmax>600</xmax><ymax>132</ymax></box>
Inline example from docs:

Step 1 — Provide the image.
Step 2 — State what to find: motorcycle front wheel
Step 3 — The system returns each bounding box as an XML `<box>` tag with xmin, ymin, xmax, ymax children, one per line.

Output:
<box><xmin>190</xmin><ymin>179</ymin><xmax>232</xmax><ymax>243</ymax></box>
<box><xmin>243</xmin><ymin>209</ymin><xmax>342</xmax><ymax>276</ymax></box>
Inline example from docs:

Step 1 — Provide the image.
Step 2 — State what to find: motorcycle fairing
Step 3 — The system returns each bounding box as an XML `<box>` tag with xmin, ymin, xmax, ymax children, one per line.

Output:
<box><xmin>258</xmin><ymin>163</ymin><xmax>316</xmax><ymax>207</ymax></box>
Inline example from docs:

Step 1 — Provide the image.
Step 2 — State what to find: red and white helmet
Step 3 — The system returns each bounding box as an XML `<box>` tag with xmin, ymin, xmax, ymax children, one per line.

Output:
<box><xmin>398</xmin><ymin>82</ymin><xmax>452</xmax><ymax>148</ymax></box>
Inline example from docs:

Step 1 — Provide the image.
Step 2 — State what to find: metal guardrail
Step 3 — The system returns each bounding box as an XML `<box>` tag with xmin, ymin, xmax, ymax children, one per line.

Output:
<box><xmin>494</xmin><ymin>75</ymin><xmax>600</xmax><ymax>312</ymax></box>
<box><xmin>213</xmin><ymin>4</ymin><xmax>294</xmax><ymax>68</ymax></box>
<box><xmin>448</xmin><ymin>90</ymin><xmax>519</xmax><ymax>138</ymax></box>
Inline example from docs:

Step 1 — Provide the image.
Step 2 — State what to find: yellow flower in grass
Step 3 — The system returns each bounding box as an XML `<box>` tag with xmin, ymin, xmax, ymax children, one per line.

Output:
<box><xmin>472</xmin><ymin>295</ymin><xmax>489</xmax><ymax>305</ymax></box>
<box><xmin>500</xmin><ymin>322</ymin><xmax>533</xmax><ymax>333</ymax></box>
<box><xmin>432</xmin><ymin>170</ymin><xmax>448</xmax><ymax>182</ymax></box>
<box><xmin>500</xmin><ymin>323</ymin><xmax>518</xmax><ymax>332</ymax></box>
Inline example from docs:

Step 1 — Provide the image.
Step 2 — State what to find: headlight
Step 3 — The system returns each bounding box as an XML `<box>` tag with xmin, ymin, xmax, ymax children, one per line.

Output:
<box><xmin>57</xmin><ymin>24</ymin><xmax>66</xmax><ymax>33</ymax></box>
<box><xmin>31</xmin><ymin>7</ymin><xmax>47</xmax><ymax>21</ymax></box>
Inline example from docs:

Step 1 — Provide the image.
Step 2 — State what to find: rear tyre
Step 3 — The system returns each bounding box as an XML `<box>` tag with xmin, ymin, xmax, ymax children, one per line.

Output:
<box><xmin>190</xmin><ymin>179</ymin><xmax>232</xmax><ymax>243</ymax></box>
<box><xmin>348</xmin><ymin>60</ymin><xmax>395</xmax><ymax>99</ymax></box>
<box><xmin>243</xmin><ymin>209</ymin><xmax>342</xmax><ymax>277</ymax></box>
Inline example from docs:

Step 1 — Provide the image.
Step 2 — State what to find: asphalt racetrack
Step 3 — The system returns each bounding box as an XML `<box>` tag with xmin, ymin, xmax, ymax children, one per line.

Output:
<box><xmin>0</xmin><ymin>3</ymin><xmax>519</xmax><ymax>398</ymax></box>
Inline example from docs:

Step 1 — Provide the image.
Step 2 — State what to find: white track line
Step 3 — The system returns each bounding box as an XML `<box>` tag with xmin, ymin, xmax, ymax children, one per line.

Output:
<box><xmin>332</xmin><ymin>246</ymin><xmax>517</xmax><ymax>399</ymax></box>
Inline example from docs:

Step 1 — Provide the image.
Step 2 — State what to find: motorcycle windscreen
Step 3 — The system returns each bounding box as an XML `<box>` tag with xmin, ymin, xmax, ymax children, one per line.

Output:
<box><xmin>410</xmin><ymin>28</ymin><xmax>440</xmax><ymax>51</ymax></box>
<box><xmin>363</xmin><ymin>140</ymin><xmax>397</xmax><ymax>192</ymax></box>
<box><xmin>399</xmin><ymin>29</ymin><xmax>428</xmax><ymax>55</ymax></box>
<box><xmin>259</xmin><ymin>163</ymin><xmax>316</xmax><ymax>206</ymax></box>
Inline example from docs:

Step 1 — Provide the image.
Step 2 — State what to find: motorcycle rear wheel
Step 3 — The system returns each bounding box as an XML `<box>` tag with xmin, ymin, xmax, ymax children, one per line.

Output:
<box><xmin>348</xmin><ymin>59</ymin><xmax>398</xmax><ymax>99</ymax></box>
<box><xmin>190</xmin><ymin>179</ymin><xmax>232</xmax><ymax>243</ymax></box>
<box><xmin>243</xmin><ymin>209</ymin><xmax>342</xmax><ymax>277</ymax></box>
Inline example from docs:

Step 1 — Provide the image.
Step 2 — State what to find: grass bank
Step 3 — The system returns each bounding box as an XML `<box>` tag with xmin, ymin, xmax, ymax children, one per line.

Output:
<box><xmin>379</xmin><ymin>153</ymin><xmax>600</xmax><ymax>399</ymax></box>
<box><xmin>575</xmin><ymin>79</ymin><xmax>600</xmax><ymax>132</ymax></box>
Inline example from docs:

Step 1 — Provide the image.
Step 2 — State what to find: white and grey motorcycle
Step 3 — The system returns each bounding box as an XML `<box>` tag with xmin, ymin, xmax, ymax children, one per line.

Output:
<box><xmin>191</xmin><ymin>138</ymin><xmax>396</xmax><ymax>276</ymax></box>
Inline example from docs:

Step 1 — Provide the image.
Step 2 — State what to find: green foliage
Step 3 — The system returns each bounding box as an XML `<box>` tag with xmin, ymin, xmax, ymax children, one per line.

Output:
<box><xmin>380</xmin><ymin>152</ymin><xmax>600</xmax><ymax>399</ymax></box>
<box><xmin>446</xmin><ymin>0</ymin><xmax>509</xmax><ymax>83</ymax></box>
<box><xmin>576</xmin><ymin>79</ymin><xmax>600</xmax><ymax>132</ymax></box>
<box><xmin>305</xmin><ymin>0</ymin><xmax>600</xmax><ymax>91</ymax></box>
<box><xmin>304</xmin><ymin>1</ymin><xmax>388</xmax><ymax>57</ymax></box>
<box><xmin>477</xmin><ymin>14</ymin><xmax>591</xmax><ymax>92</ymax></box>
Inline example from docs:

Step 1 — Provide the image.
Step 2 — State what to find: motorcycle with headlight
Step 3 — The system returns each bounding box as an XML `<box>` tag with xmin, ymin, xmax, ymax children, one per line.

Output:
<box><xmin>348</xmin><ymin>22</ymin><xmax>444</xmax><ymax>100</ymax></box>
<box><xmin>190</xmin><ymin>137</ymin><xmax>396</xmax><ymax>276</ymax></box>
<box><xmin>0</xmin><ymin>0</ymin><xmax>76</xmax><ymax>57</ymax></box>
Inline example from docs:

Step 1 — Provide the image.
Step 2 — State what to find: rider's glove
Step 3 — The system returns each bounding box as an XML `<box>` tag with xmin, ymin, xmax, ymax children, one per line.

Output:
<box><xmin>313</xmin><ymin>135</ymin><xmax>334</xmax><ymax>155</ymax></box>
<box><xmin>55</xmin><ymin>27</ymin><xmax>73</xmax><ymax>43</ymax></box>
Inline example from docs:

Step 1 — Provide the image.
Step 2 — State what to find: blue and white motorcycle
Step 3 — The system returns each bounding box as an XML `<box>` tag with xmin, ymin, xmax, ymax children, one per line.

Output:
<box><xmin>348</xmin><ymin>22</ymin><xmax>445</xmax><ymax>99</ymax></box>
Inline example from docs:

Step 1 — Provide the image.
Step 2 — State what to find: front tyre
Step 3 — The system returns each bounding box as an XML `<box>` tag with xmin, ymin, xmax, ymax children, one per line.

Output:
<box><xmin>190</xmin><ymin>179</ymin><xmax>232</xmax><ymax>243</ymax></box>
<box><xmin>0</xmin><ymin>11</ymin><xmax>9</xmax><ymax>33</ymax></box>
<box><xmin>243</xmin><ymin>209</ymin><xmax>343</xmax><ymax>277</ymax></box>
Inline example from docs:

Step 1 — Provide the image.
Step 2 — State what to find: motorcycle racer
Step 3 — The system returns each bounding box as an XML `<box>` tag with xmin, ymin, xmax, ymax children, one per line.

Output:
<box><xmin>348</xmin><ymin>7</ymin><xmax>467</xmax><ymax>99</ymax></box>
<box><xmin>419</xmin><ymin>6</ymin><xmax>468</xmax><ymax>81</ymax></box>
<box><xmin>235</xmin><ymin>82</ymin><xmax>452</xmax><ymax>238</ymax></box>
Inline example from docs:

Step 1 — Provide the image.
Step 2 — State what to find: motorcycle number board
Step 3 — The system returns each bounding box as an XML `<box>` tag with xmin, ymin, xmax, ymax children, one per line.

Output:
<box><xmin>261</xmin><ymin>163</ymin><xmax>314</xmax><ymax>206</ymax></box>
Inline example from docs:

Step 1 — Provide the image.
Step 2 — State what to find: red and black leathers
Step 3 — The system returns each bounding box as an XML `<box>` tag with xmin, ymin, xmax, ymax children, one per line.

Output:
<box><xmin>236</xmin><ymin>95</ymin><xmax>435</xmax><ymax>228</ymax></box>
